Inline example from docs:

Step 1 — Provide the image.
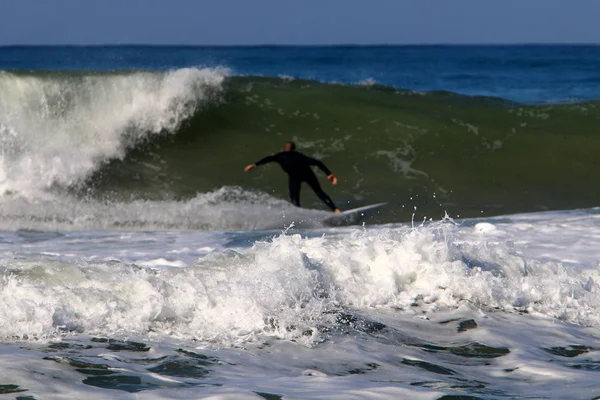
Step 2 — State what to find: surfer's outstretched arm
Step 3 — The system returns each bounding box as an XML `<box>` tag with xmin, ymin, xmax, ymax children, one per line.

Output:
<box><xmin>244</xmin><ymin>154</ymin><xmax>277</xmax><ymax>172</ymax></box>
<box><xmin>305</xmin><ymin>156</ymin><xmax>338</xmax><ymax>185</ymax></box>
<box><xmin>305</xmin><ymin>156</ymin><xmax>331</xmax><ymax>175</ymax></box>
<box><xmin>256</xmin><ymin>155</ymin><xmax>277</xmax><ymax>166</ymax></box>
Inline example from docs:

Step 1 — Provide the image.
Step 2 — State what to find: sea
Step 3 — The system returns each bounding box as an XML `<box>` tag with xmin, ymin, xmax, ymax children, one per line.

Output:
<box><xmin>1</xmin><ymin>45</ymin><xmax>600</xmax><ymax>399</ymax></box>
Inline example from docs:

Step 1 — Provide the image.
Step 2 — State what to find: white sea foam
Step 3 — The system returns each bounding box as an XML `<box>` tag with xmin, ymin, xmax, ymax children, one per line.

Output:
<box><xmin>0</xmin><ymin>68</ymin><xmax>226</xmax><ymax>196</ymax></box>
<box><xmin>358</xmin><ymin>77</ymin><xmax>378</xmax><ymax>86</ymax></box>
<box><xmin>1</xmin><ymin>209</ymin><xmax>600</xmax><ymax>399</ymax></box>
<box><xmin>0</xmin><ymin>186</ymin><xmax>331</xmax><ymax>231</ymax></box>
<box><xmin>2</xmin><ymin>212</ymin><xmax>600</xmax><ymax>343</ymax></box>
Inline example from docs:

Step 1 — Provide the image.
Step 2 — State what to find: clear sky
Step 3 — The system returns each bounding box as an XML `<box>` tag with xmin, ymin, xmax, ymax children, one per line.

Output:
<box><xmin>1</xmin><ymin>0</ymin><xmax>599</xmax><ymax>45</ymax></box>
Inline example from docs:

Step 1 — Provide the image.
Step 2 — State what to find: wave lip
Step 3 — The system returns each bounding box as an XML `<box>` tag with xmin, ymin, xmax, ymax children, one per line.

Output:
<box><xmin>0</xmin><ymin>67</ymin><xmax>227</xmax><ymax>196</ymax></box>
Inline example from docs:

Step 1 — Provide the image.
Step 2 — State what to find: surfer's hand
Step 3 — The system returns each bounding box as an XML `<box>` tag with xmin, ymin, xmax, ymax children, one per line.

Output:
<box><xmin>245</xmin><ymin>164</ymin><xmax>256</xmax><ymax>172</ymax></box>
<box><xmin>328</xmin><ymin>174</ymin><xmax>337</xmax><ymax>185</ymax></box>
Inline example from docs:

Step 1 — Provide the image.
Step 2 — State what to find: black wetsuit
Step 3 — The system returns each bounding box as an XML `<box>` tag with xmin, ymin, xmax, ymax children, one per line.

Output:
<box><xmin>255</xmin><ymin>151</ymin><xmax>338</xmax><ymax>210</ymax></box>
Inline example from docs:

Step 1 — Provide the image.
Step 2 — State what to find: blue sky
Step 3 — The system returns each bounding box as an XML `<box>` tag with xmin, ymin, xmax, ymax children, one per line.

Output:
<box><xmin>1</xmin><ymin>0</ymin><xmax>599</xmax><ymax>45</ymax></box>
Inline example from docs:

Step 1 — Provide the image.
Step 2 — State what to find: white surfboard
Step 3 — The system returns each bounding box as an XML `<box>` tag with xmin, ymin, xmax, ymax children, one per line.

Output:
<box><xmin>324</xmin><ymin>202</ymin><xmax>388</xmax><ymax>225</ymax></box>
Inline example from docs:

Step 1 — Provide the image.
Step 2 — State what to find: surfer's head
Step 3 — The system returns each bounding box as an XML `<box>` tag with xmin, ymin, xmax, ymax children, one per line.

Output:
<box><xmin>283</xmin><ymin>141</ymin><xmax>296</xmax><ymax>152</ymax></box>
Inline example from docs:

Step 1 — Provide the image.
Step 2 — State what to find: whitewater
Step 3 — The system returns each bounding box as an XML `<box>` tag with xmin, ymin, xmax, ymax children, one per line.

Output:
<box><xmin>0</xmin><ymin>67</ymin><xmax>226</xmax><ymax>195</ymax></box>
<box><xmin>1</xmin><ymin>45</ymin><xmax>600</xmax><ymax>399</ymax></box>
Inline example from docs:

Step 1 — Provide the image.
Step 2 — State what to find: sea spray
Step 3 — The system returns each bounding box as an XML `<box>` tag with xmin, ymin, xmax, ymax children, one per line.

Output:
<box><xmin>0</xmin><ymin>68</ymin><xmax>226</xmax><ymax>195</ymax></box>
<box><xmin>2</xmin><ymin>219</ymin><xmax>600</xmax><ymax>343</ymax></box>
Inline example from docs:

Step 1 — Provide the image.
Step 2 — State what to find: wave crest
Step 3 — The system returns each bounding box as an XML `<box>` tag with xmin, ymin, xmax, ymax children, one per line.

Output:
<box><xmin>0</xmin><ymin>68</ymin><xmax>226</xmax><ymax>195</ymax></box>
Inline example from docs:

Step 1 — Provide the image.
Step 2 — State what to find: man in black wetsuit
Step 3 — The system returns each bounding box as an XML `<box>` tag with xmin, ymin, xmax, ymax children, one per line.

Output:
<box><xmin>245</xmin><ymin>141</ymin><xmax>341</xmax><ymax>213</ymax></box>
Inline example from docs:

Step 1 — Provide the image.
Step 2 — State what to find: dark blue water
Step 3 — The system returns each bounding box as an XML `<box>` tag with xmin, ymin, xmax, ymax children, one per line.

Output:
<box><xmin>2</xmin><ymin>45</ymin><xmax>599</xmax><ymax>103</ymax></box>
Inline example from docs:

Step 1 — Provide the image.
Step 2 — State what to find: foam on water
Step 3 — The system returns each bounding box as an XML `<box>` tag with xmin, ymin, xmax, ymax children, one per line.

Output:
<box><xmin>2</xmin><ymin>214</ymin><xmax>600</xmax><ymax>343</ymax></box>
<box><xmin>0</xmin><ymin>68</ymin><xmax>225</xmax><ymax>195</ymax></box>
<box><xmin>1</xmin><ymin>209</ymin><xmax>600</xmax><ymax>398</ymax></box>
<box><xmin>0</xmin><ymin>187</ymin><xmax>332</xmax><ymax>231</ymax></box>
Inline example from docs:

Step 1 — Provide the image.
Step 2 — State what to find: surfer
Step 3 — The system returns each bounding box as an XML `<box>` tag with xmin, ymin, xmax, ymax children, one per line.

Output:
<box><xmin>245</xmin><ymin>141</ymin><xmax>341</xmax><ymax>213</ymax></box>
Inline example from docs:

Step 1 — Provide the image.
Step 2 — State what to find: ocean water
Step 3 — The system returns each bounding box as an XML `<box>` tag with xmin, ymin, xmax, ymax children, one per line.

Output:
<box><xmin>1</xmin><ymin>46</ymin><xmax>600</xmax><ymax>399</ymax></box>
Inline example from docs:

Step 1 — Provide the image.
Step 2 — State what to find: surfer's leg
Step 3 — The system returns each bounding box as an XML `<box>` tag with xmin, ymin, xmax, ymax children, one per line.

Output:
<box><xmin>289</xmin><ymin>177</ymin><xmax>301</xmax><ymax>207</ymax></box>
<box><xmin>306</xmin><ymin>176</ymin><xmax>337</xmax><ymax>211</ymax></box>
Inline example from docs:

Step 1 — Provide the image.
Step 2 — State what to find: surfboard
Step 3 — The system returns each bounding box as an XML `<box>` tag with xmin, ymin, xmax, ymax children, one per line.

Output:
<box><xmin>324</xmin><ymin>202</ymin><xmax>388</xmax><ymax>225</ymax></box>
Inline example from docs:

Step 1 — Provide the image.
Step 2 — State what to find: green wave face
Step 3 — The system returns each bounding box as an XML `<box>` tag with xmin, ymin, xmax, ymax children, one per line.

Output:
<box><xmin>83</xmin><ymin>76</ymin><xmax>600</xmax><ymax>222</ymax></box>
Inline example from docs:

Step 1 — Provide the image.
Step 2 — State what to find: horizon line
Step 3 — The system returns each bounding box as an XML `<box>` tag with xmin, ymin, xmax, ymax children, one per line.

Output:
<box><xmin>1</xmin><ymin>42</ymin><xmax>599</xmax><ymax>48</ymax></box>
